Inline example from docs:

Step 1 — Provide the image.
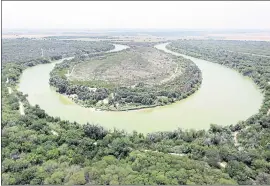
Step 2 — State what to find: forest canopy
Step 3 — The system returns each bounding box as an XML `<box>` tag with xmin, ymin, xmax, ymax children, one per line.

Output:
<box><xmin>2</xmin><ymin>38</ymin><xmax>114</xmax><ymax>65</ymax></box>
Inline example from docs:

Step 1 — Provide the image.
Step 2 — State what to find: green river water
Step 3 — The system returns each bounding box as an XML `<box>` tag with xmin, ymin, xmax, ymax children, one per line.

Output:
<box><xmin>18</xmin><ymin>43</ymin><xmax>263</xmax><ymax>133</ymax></box>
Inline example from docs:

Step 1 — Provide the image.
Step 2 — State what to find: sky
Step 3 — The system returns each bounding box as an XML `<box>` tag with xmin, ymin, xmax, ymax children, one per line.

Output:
<box><xmin>3</xmin><ymin>1</ymin><xmax>270</xmax><ymax>30</ymax></box>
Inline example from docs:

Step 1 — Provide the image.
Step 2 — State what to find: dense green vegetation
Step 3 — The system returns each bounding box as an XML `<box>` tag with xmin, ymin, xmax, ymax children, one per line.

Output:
<box><xmin>2</xmin><ymin>38</ymin><xmax>114</xmax><ymax>64</ymax></box>
<box><xmin>49</xmin><ymin>46</ymin><xmax>202</xmax><ymax>111</ymax></box>
<box><xmin>168</xmin><ymin>40</ymin><xmax>270</xmax><ymax>56</ymax></box>
<box><xmin>45</xmin><ymin>35</ymin><xmax>114</xmax><ymax>40</ymax></box>
<box><xmin>2</xmin><ymin>39</ymin><xmax>270</xmax><ymax>185</ymax></box>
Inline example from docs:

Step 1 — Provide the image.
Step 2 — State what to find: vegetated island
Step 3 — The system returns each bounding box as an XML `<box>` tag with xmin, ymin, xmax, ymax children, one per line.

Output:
<box><xmin>49</xmin><ymin>45</ymin><xmax>202</xmax><ymax>111</ymax></box>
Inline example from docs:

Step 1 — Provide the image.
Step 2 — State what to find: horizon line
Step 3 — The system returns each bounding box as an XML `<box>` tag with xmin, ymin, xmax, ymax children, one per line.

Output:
<box><xmin>3</xmin><ymin>28</ymin><xmax>270</xmax><ymax>32</ymax></box>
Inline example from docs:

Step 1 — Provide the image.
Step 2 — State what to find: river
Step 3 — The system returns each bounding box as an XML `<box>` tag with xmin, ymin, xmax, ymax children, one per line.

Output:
<box><xmin>18</xmin><ymin>43</ymin><xmax>263</xmax><ymax>133</ymax></box>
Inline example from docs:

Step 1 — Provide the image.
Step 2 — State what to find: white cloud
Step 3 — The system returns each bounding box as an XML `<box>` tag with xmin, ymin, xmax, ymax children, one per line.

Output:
<box><xmin>3</xmin><ymin>1</ymin><xmax>270</xmax><ymax>30</ymax></box>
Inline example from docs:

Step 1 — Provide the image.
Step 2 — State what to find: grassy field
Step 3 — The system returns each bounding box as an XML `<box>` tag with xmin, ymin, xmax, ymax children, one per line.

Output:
<box><xmin>70</xmin><ymin>47</ymin><xmax>181</xmax><ymax>87</ymax></box>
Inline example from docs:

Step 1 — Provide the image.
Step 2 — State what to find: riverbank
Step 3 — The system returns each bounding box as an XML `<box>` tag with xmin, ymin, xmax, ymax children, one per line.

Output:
<box><xmin>62</xmin><ymin>81</ymin><xmax>201</xmax><ymax>112</ymax></box>
<box><xmin>167</xmin><ymin>40</ymin><xmax>269</xmax><ymax>115</ymax></box>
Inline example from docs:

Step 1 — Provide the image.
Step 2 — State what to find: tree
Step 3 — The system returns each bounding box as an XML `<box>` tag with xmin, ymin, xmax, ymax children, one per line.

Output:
<box><xmin>110</xmin><ymin>137</ymin><xmax>132</xmax><ymax>159</ymax></box>
<box><xmin>44</xmin><ymin>171</ymin><xmax>65</xmax><ymax>184</ymax></box>
<box><xmin>255</xmin><ymin>172</ymin><xmax>270</xmax><ymax>185</ymax></box>
<box><xmin>83</xmin><ymin>124</ymin><xmax>107</xmax><ymax>140</ymax></box>
<box><xmin>67</xmin><ymin>171</ymin><xmax>86</xmax><ymax>185</ymax></box>
<box><xmin>205</xmin><ymin>148</ymin><xmax>221</xmax><ymax>168</ymax></box>
<box><xmin>226</xmin><ymin>160</ymin><xmax>253</xmax><ymax>184</ymax></box>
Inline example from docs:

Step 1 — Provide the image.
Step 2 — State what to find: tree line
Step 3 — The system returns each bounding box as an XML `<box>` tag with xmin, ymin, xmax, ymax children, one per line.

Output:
<box><xmin>2</xmin><ymin>38</ymin><xmax>114</xmax><ymax>65</ymax></box>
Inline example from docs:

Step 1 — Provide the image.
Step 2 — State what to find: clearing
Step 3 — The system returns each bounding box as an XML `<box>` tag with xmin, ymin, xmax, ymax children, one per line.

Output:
<box><xmin>70</xmin><ymin>47</ymin><xmax>182</xmax><ymax>87</ymax></box>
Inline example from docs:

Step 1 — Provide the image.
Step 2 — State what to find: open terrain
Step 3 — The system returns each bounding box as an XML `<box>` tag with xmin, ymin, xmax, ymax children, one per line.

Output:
<box><xmin>50</xmin><ymin>45</ymin><xmax>202</xmax><ymax>110</ymax></box>
<box><xmin>71</xmin><ymin>47</ymin><xmax>180</xmax><ymax>87</ymax></box>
